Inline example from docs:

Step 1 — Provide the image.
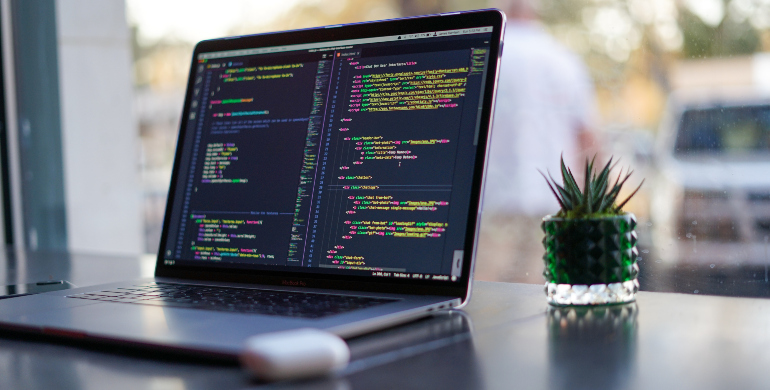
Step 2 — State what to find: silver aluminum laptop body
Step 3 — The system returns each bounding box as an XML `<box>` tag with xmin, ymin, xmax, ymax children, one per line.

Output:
<box><xmin>0</xmin><ymin>10</ymin><xmax>505</xmax><ymax>359</ymax></box>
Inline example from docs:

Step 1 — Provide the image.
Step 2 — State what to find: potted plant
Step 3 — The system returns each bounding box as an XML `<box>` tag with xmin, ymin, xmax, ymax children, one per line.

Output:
<box><xmin>541</xmin><ymin>156</ymin><xmax>643</xmax><ymax>306</ymax></box>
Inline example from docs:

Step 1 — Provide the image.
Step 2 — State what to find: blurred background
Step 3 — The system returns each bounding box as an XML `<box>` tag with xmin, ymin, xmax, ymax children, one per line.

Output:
<box><xmin>9</xmin><ymin>0</ymin><xmax>770</xmax><ymax>297</ymax></box>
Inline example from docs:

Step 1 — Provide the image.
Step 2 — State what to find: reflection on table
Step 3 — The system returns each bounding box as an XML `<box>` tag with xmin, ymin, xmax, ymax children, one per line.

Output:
<box><xmin>547</xmin><ymin>304</ymin><xmax>637</xmax><ymax>390</ymax></box>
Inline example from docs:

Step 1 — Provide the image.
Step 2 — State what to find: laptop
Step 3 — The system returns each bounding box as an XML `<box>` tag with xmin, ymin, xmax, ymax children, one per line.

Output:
<box><xmin>0</xmin><ymin>9</ymin><xmax>505</xmax><ymax>359</ymax></box>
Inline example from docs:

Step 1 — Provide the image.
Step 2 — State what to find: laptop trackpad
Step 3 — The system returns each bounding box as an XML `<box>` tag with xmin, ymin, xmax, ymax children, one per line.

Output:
<box><xmin>0</xmin><ymin>294</ymin><xmax>98</xmax><ymax>320</ymax></box>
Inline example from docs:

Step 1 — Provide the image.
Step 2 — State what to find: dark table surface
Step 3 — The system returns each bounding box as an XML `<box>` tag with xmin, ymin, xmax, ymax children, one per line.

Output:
<box><xmin>1</xmin><ymin>250</ymin><xmax>769</xmax><ymax>390</ymax></box>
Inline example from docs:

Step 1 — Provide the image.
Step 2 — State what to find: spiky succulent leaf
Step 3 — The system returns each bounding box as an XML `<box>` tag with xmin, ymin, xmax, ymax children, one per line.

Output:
<box><xmin>542</xmin><ymin>155</ymin><xmax>643</xmax><ymax>218</ymax></box>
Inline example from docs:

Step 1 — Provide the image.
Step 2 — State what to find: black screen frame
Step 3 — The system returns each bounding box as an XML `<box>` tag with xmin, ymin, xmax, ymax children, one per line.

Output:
<box><xmin>155</xmin><ymin>9</ymin><xmax>505</xmax><ymax>302</ymax></box>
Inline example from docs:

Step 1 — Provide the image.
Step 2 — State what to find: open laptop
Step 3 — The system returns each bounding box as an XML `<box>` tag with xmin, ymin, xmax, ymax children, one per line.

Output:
<box><xmin>0</xmin><ymin>9</ymin><xmax>505</xmax><ymax>359</ymax></box>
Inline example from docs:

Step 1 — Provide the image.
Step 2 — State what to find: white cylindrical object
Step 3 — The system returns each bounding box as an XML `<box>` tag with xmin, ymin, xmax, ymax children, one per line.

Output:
<box><xmin>240</xmin><ymin>328</ymin><xmax>350</xmax><ymax>381</ymax></box>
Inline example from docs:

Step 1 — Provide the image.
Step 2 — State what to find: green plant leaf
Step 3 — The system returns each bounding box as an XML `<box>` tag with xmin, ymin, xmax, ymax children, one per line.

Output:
<box><xmin>540</xmin><ymin>154</ymin><xmax>643</xmax><ymax>218</ymax></box>
<box><xmin>616</xmin><ymin>179</ymin><xmax>645</xmax><ymax>211</ymax></box>
<box><xmin>539</xmin><ymin>170</ymin><xmax>566</xmax><ymax>210</ymax></box>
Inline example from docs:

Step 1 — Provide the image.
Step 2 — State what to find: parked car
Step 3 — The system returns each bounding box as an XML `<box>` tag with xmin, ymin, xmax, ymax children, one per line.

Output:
<box><xmin>651</xmin><ymin>90</ymin><xmax>770</xmax><ymax>265</ymax></box>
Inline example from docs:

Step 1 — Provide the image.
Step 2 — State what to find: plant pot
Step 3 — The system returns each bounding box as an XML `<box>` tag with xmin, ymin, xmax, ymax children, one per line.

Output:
<box><xmin>541</xmin><ymin>213</ymin><xmax>639</xmax><ymax>306</ymax></box>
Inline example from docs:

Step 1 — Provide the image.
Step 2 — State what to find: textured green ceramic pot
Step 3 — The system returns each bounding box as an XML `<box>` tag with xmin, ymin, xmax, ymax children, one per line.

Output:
<box><xmin>541</xmin><ymin>213</ymin><xmax>639</xmax><ymax>306</ymax></box>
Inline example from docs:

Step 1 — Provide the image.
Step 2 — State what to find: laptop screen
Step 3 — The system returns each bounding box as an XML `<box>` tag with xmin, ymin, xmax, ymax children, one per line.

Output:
<box><xmin>159</xmin><ymin>17</ymin><xmax>500</xmax><ymax>287</ymax></box>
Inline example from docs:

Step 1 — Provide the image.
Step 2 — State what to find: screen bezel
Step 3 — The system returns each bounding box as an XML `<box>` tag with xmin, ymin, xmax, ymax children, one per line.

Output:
<box><xmin>154</xmin><ymin>9</ymin><xmax>505</xmax><ymax>301</ymax></box>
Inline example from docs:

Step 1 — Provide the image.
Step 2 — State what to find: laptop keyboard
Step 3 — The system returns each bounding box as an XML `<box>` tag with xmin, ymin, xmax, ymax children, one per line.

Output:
<box><xmin>66</xmin><ymin>282</ymin><xmax>397</xmax><ymax>319</ymax></box>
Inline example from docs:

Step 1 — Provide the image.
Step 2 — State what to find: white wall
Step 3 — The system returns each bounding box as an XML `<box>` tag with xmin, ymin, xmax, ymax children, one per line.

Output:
<box><xmin>56</xmin><ymin>0</ymin><xmax>143</xmax><ymax>255</ymax></box>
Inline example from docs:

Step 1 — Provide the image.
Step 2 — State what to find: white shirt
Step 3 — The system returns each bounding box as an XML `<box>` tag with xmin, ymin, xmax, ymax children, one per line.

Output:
<box><xmin>483</xmin><ymin>21</ymin><xmax>595</xmax><ymax>216</ymax></box>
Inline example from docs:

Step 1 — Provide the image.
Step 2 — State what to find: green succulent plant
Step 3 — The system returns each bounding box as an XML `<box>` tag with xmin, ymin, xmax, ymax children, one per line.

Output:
<box><xmin>540</xmin><ymin>155</ymin><xmax>643</xmax><ymax>219</ymax></box>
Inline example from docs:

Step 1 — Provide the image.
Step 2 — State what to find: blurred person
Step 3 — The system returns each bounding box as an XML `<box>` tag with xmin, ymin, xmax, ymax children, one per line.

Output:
<box><xmin>475</xmin><ymin>0</ymin><xmax>597</xmax><ymax>283</ymax></box>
